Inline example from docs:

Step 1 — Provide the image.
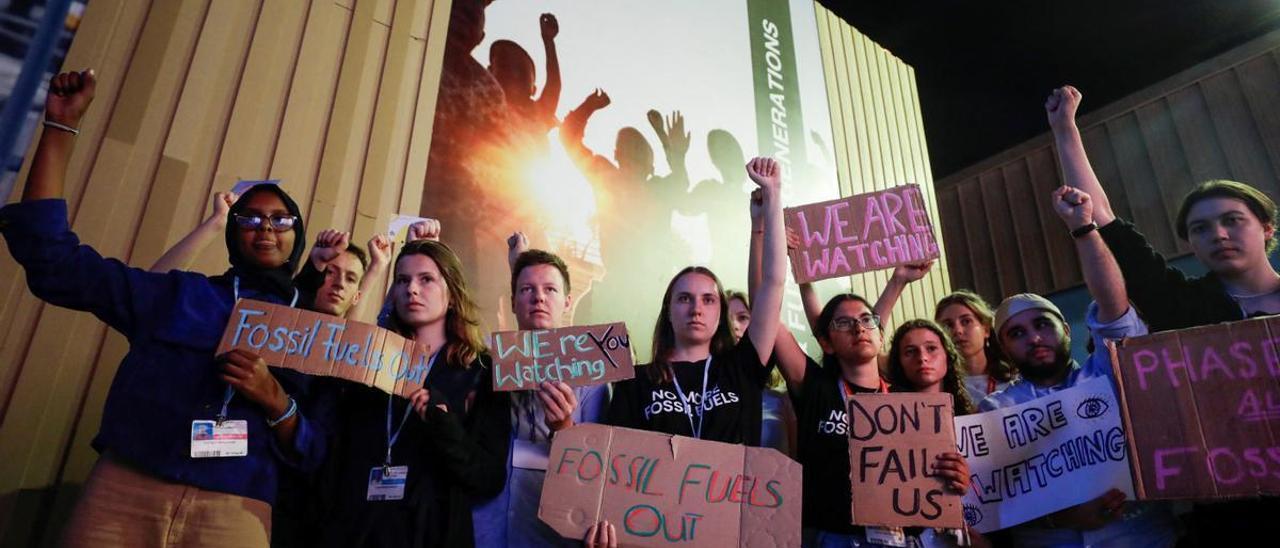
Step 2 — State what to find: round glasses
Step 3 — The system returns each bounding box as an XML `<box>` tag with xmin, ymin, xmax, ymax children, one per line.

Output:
<box><xmin>830</xmin><ymin>314</ymin><xmax>881</xmax><ymax>332</ymax></box>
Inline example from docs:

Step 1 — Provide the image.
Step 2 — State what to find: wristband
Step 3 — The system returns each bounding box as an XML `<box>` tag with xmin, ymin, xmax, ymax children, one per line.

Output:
<box><xmin>43</xmin><ymin>119</ymin><xmax>80</xmax><ymax>135</ymax></box>
<box><xmin>267</xmin><ymin>396</ymin><xmax>298</xmax><ymax>428</ymax></box>
<box><xmin>1070</xmin><ymin>221</ymin><xmax>1098</xmax><ymax>238</ymax></box>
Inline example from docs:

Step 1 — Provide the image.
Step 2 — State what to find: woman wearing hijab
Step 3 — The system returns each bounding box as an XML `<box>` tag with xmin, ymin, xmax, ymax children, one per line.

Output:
<box><xmin>1</xmin><ymin>70</ymin><xmax>329</xmax><ymax>547</ymax></box>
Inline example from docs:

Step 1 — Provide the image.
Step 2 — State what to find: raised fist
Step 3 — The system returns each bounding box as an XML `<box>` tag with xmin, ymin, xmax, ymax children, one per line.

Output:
<box><xmin>46</xmin><ymin>69</ymin><xmax>97</xmax><ymax>128</ymax></box>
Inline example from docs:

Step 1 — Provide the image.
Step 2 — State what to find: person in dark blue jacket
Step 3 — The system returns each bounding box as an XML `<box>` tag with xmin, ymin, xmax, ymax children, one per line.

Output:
<box><xmin>1</xmin><ymin>69</ymin><xmax>329</xmax><ymax>547</ymax></box>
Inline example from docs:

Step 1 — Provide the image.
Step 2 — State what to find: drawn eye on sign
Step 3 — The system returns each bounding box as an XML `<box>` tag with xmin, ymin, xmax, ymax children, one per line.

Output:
<box><xmin>962</xmin><ymin>504</ymin><xmax>983</xmax><ymax>527</ymax></box>
<box><xmin>1076</xmin><ymin>396</ymin><xmax>1109</xmax><ymax>419</ymax></box>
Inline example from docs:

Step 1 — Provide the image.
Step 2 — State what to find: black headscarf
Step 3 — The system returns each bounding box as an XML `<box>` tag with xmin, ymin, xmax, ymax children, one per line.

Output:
<box><xmin>210</xmin><ymin>184</ymin><xmax>306</xmax><ymax>301</ymax></box>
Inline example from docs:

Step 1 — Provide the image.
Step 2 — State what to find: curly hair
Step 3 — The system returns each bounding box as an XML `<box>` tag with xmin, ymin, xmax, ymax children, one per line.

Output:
<box><xmin>887</xmin><ymin>319</ymin><xmax>976</xmax><ymax>416</ymax></box>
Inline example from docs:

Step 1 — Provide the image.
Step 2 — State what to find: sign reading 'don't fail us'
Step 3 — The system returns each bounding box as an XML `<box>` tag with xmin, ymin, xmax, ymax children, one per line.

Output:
<box><xmin>539</xmin><ymin>424</ymin><xmax>802</xmax><ymax>547</ymax></box>
<box><xmin>216</xmin><ymin>299</ymin><xmax>433</xmax><ymax>398</ymax></box>
<box><xmin>785</xmin><ymin>184</ymin><xmax>940</xmax><ymax>283</ymax></box>
<box><xmin>847</xmin><ymin>392</ymin><xmax>962</xmax><ymax>529</ymax></box>
<box><xmin>490</xmin><ymin>323</ymin><xmax>635</xmax><ymax>391</ymax></box>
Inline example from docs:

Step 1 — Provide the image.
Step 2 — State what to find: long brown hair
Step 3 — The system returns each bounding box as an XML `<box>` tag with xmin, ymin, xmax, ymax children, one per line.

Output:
<box><xmin>887</xmin><ymin>319</ymin><xmax>976</xmax><ymax>416</ymax></box>
<box><xmin>384</xmin><ymin>240</ymin><xmax>487</xmax><ymax>367</ymax></box>
<box><xmin>935</xmin><ymin>290</ymin><xmax>1015</xmax><ymax>383</ymax></box>
<box><xmin>648</xmin><ymin>267</ymin><xmax>736</xmax><ymax>383</ymax></box>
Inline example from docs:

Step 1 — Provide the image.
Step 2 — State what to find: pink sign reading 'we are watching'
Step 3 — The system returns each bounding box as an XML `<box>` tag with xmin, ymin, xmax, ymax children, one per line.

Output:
<box><xmin>785</xmin><ymin>184</ymin><xmax>939</xmax><ymax>284</ymax></box>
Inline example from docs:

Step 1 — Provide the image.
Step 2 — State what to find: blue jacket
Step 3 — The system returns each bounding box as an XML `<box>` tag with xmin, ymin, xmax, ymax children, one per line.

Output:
<box><xmin>0</xmin><ymin>199</ymin><xmax>330</xmax><ymax>504</ymax></box>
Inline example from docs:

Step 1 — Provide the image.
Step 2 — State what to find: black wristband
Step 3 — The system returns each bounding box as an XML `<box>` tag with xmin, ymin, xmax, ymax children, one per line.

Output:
<box><xmin>1071</xmin><ymin>221</ymin><xmax>1099</xmax><ymax>238</ymax></box>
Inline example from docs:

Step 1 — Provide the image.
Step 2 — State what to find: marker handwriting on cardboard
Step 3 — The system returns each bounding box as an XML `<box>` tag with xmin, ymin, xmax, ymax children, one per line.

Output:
<box><xmin>490</xmin><ymin>323</ymin><xmax>634</xmax><ymax>391</ymax></box>
<box><xmin>786</xmin><ymin>185</ymin><xmax>940</xmax><ymax>283</ymax></box>
<box><xmin>847</xmin><ymin>393</ymin><xmax>962</xmax><ymax>528</ymax></box>
<box><xmin>539</xmin><ymin>425</ymin><xmax>802</xmax><ymax>547</ymax></box>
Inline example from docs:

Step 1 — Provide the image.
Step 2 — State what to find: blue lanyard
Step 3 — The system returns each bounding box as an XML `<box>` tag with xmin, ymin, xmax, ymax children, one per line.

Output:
<box><xmin>386</xmin><ymin>351</ymin><xmax>439</xmax><ymax>466</ymax></box>
<box><xmin>232</xmin><ymin>275</ymin><xmax>299</xmax><ymax>307</ymax></box>
<box><xmin>670</xmin><ymin>357</ymin><xmax>711</xmax><ymax>439</ymax></box>
<box><xmin>219</xmin><ymin>276</ymin><xmax>299</xmax><ymax>422</ymax></box>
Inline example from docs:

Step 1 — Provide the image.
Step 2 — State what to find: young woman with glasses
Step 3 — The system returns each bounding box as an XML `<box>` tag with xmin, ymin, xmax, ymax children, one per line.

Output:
<box><xmin>769</xmin><ymin>264</ymin><xmax>970</xmax><ymax>546</ymax></box>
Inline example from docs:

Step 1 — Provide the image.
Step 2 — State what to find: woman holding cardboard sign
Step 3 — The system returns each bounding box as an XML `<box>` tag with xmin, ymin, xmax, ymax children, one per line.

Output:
<box><xmin>2</xmin><ymin>70</ymin><xmax>331</xmax><ymax>547</ymax></box>
<box><xmin>605</xmin><ymin>157</ymin><xmax>787</xmax><ymax>446</ymax></box>
<box><xmin>768</xmin><ymin>265</ymin><xmax>977</xmax><ymax>546</ymax></box>
<box><xmin>315</xmin><ymin>238</ymin><xmax>510</xmax><ymax>547</ymax></box>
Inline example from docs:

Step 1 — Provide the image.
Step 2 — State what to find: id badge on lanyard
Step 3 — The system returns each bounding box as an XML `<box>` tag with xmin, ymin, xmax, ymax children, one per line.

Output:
<box><xmin>191</xmin><ymin>387</ymin><xmax>248</xmax><ymax>458</ymax></box>
<box><xmin>191</xmin><ymin>278</ymin><xmax>301</xmax><ymax>459</ymax></box>
<box><xmin>368</xmin><ymin>351</ymin><xmax>438</xmax><ymax>501</ymax></box>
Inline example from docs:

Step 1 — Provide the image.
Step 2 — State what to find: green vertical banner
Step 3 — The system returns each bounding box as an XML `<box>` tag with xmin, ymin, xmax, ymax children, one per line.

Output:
<box><xmin>747</xmin><ymin>0</ymin><xmax>808</xmax><ymax>188</ymax></box>
<box><xmin>747</xmin><ymin>0</ymin><xmax>818</xmax><ymax>348</ymax></box>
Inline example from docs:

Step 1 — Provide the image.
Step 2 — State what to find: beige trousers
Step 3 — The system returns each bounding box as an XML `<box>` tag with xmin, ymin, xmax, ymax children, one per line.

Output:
<box><xmin>60</xmin><ymin>455</ymin><xmax>271</xmax><ymax>548</ymax></box>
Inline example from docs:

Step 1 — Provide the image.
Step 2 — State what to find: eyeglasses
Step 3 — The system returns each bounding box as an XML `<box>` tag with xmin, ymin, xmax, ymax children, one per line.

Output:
<box><xmin>830</xmin><ymin>315</ymin><xmax>881</xmax><ymax>332</ymax></box>
<box><xmin>232</xmin><ymin>213</ymin><xmax>298</xmax><ymax>232</ymax></box>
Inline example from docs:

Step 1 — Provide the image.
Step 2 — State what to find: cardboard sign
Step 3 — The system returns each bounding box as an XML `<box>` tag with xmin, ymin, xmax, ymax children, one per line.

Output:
<box><xmin>952</xmin><ymin>377</ymin><xmax>1134</xmax><ymax>533</ymax></box>
<box><xmin>539</xmin><ymin>424</ymin><xmax>802</xmax><ymax>547</ymax></box>
<box><xmin>784</xmin><ymin>184</ymin><xmax>939</xmax><ymax>283</ymax></box>
<box><xmin>216</xmin><ymin>299</ymin><xmax>432</xmax><ymax>398</ymax></box>
<box><xmin>231</xmin><ymin>178</ymin><xmax>280</xmax><ymax>196</ymax></box>
<box><xmin>1110</xmin><ymin>315</ymin><xmax>1280</xmax><ymax>500</ymax></box>
<box><xmin>847</xmin><ymin>392</ymin><xmax>962</xmax><ymax>528</ymax></box>
<box><xmin>490</xmin><ymin>323</ymin><xmax>635</xmax><ymax>391</ymax></box>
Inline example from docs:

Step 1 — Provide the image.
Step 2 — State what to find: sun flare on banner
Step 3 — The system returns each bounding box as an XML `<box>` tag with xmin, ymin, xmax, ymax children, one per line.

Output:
<box><xmin>526</xmin><ymin>129</ymin><xmax>603</xmax><ymax>267</ymax></box>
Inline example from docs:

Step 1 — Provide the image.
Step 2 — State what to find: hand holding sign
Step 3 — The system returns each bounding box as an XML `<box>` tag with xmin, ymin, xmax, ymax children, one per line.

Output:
<box><xmin>409</xmin><ymin>387</ymin><xmax>447</xmax><ymax>420</ymax></box>
<box><xmin>891</xmin><ymin>260</ymin><xmax>935</xmax><ymax>284</ymax></box>
<box><xmin>932</xmin><ymin>451</ymin><xmax>970</xmax><ymax>493</ymax></box>
<box><xmin>219</xmin><ymin>348</ymin><xmax>288</xmax><ymax>417</ymax></box>
<box><xmin>538</xmin><ymin>381</ymin><xmax>578</xmax><ymax>432</ymax></box>
<box><xmin>387</xmin><ymin>215</ymin><xmax>441</xmax><ymax>245</ymax></box>
<box><xmin>583</xmin><ymin>521</ymin><xmax>617</xmax><ymax>548</ymax></box>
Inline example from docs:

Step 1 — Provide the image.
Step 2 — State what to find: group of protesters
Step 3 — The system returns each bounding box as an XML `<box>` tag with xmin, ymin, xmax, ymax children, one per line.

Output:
<box><xmin>3</xmin><ymin>66</ymin><xmax>1276</xmax><ymax>548</ymax></box>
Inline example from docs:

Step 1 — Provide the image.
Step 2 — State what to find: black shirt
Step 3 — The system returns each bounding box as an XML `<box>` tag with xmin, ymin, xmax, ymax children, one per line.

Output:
<box><xmin>606</xmin><ymin>335</ymin><xmax>770</xmax><ymax>446</ymax></box>
<box><xmin>792</xmin><ymin>356</ymin><xmax>897</xmax><ymax>534</ymax></box>
<box><xmin>316</xmin><ymin>352</ymin><xmax>511</xmax><ymax>548</ymax></box>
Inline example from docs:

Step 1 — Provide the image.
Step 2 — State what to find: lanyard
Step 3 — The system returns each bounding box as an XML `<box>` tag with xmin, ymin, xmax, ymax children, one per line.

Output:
<box><xmin>986</xmin><ymin>375</ymin><xmax>998</xmax><ymax>396</ymax></box>
<box><xmin>232</xmin><ymin>275</ymin><xmax>300</xmax><ymax>307</ymax></box>
<box><xmin>219</xmin><ymin>276</ymin><xmax>300</xmax><ymax>422</ymax></box>
<box><xmin>386</xmin><ymin>351</ymin><xmax>439</xmax><ymax>467</ymax></box>
<box><xmin>838</xmin><ymin>376</ymin><xmax>889</xmax><ymax>411</ymax></box>
<box><xmin>670</xmin><ymin>357</ymin><xmax>712</xmax><ymax>439</ymax></box>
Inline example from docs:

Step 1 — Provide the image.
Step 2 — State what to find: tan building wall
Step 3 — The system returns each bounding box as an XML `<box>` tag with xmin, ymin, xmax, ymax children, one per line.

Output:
<box><xmin>0</xmin><ymin>2</ymin><xmax>946</xmax><ymax>545</ymax></box>
<box><xmin>814</xmin><ymin>4</ymin><xmax>951</xmax><ymax>336</ymax></box>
